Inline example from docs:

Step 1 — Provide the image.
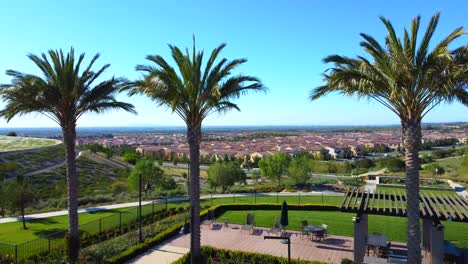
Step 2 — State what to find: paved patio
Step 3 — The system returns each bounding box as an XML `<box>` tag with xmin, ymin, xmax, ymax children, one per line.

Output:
<box><xmin>168</xmin><ymin>223</ymin><xmax>355</xmax><ymax>263</ymax></box>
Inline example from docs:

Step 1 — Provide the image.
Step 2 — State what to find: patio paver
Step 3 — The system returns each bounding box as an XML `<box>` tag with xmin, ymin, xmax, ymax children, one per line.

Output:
<box><xmin>167</xmin><ymin>224</ymin><xmax>354</xmax><ymax>263</ymax></box>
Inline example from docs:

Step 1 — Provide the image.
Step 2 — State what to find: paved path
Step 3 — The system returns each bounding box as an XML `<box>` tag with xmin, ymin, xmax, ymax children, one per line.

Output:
<box><xmin>447</xmin><ymin>180</ymin><xmax>468</xmax><ymax>199</ymax></box>
<box><xmin>0</xmin><ymin>191</ymin><xmax>343</xmax><ymax>224</ymax></box>
<box><xmin>128</xmin><ymin>244</ymin><xmax>189</xmax><ymax>264</ymax></box>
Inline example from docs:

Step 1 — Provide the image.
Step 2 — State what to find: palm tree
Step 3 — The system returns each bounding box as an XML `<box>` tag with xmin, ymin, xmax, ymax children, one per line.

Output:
<box><xmin>0</xmin><ymin>48</ymin><xmax>136</xmax><ymax>261</ymax></box>
<box><xmin>127</xmin><ymin>38</ymin><xmax>265</xmax><ymax>263</ymax></box>
<box><xmin>310</xmin><ymin>13</ymin><xmax>467</xmax><ymax>263</ymax></box>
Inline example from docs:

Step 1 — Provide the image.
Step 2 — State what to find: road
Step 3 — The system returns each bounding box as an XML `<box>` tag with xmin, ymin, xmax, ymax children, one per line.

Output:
<box><xmin>0</xmin><ymin>191</ymin><xmax>342</xmax><ymax>224</ymax></box>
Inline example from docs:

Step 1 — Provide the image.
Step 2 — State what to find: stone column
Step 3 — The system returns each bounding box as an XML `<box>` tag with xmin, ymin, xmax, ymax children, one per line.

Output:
<box><xmin>353</xmin><ymin>214</ymin><xmax>368</xmax><ymax>262</ymax></box>
<box><xmin>422</xmin><ymin>218</ymin><xmax>431</xmax><ymax>252</ymax></box>
<box><xmin>430</xmin><ymin>223</ymin><xmax>444</xmax><ymax>264</ymax></box>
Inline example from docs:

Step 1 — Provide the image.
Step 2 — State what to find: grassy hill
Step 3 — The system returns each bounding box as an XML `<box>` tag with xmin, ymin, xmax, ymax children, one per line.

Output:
<box><xmin>0</xmin><ymin>136</ymin><xmax>59</xmax><ymax>152</ymax></box>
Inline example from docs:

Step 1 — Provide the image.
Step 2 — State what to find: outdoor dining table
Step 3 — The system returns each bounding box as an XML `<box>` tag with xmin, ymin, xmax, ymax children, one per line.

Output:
<box><xmin>367</xmin><ymin>234</ymin><xmax>388</xmax><ymax>256</ymax></box>
<box><xmin>306</xmin><ymin>225</ymin><xmax>325</xmax><ymax>241</ymax></box>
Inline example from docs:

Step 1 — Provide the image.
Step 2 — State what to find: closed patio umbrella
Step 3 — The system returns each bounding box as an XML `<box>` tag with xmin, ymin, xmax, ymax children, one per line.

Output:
<box><xmin>280</xmin><ymin>200</ymin><xmax>288</xmax><ymax>227</ymax></box>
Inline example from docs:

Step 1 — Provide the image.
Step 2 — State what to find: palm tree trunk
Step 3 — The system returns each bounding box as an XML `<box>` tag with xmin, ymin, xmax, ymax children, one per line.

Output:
<box><xmin>187</xmin><ymin>125</ymin><xmax>201</xmax><ymax>263</ymax></box>
<box><xmin>62</xmin><ymin>125</ymin><xmax>80</xmax><ymax>262</ymax></box>
<box><xmin>402</xmin><ymin>119</ymin><xmax>421</xmax><ymax>264</ymax></box>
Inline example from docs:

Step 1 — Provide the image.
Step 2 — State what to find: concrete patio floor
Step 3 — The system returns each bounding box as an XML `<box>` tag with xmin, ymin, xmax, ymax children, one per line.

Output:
<box><xmin>129</xmin><ymin>223</ymin><xmax>428</xmax><ymax>264</ymax></box>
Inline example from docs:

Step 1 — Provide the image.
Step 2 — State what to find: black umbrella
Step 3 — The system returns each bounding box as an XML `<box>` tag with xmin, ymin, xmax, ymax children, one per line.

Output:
<box><xmin>280</xmin><ymin>200</ymin><xmax>289</xmax><ymax>227</ymax></box>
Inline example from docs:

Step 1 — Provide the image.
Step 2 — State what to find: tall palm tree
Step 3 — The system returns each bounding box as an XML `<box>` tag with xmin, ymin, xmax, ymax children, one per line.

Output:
<box><xmin>127</xmin><ymin>39</ymin><xmax>265</xmax><ymax>263</ymax></box>
<box><xmin>310</xmin><ymin>13</ymin><xmax>467</xmax><ymax>263</ymax></box>
<box><xmin>0</xmin><ymin>48</ymin><xmax>136</xmax><ymax>261</ymax></box>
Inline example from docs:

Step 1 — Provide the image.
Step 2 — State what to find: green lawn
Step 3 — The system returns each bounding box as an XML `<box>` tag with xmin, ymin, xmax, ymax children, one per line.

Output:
<box><xmin>376</xmin><ymin>186</ymin><xmax>455</xmax><ymax>196</ymax></box>
<box><xmin>0</xmin><ymin>136</ymin><xmax>58</xmax><ymax>152</ymax></box>
<box><xmin>216</xmin><ymin>210</ymin><xmax>468</xmax><ymax>248</ymax></box>
<box><xmin>0</xmin><ymin>195</ymin><xmax>343</xmax><ymax>244</ymax></box>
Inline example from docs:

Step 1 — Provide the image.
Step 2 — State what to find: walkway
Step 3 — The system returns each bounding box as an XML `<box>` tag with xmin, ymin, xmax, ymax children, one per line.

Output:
<box><xmin>0</xmin><ymin>191</ymin><xmax>343</xmax><ymax>224</ymax></box>
<box><xmin>448</xmin><ymin>180</ymin><xmax>468</xmax><ymax>199</ymax></box>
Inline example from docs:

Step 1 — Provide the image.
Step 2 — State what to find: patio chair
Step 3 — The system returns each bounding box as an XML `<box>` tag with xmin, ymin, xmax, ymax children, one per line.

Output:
<box><xmin>241</xmin><ymin>213</ymin><xmax>255</xmax><ymax>234</ymax></box>
<box><xmin>321</xmin><ymin>224</ymin><xmax>328</xmax><ymax>239</ymax></box>
<box><xmin>312</xmin><ymin>229</ymin><xmax>325</xmax><ymax>241</ymax></box>
<box><xmin>202</xmin><ymin>210</ymin><xmax>215</xmax><ymax>229</ymax></box>
<box><xmin>268</xmin><ymin>217</ymin><xmax>283</xmax><ymax>236</ymax></box>
<box><xmin>301</xmin><ymin>220</ymin><xmax>310</xmax><ymax>239</ymax></box>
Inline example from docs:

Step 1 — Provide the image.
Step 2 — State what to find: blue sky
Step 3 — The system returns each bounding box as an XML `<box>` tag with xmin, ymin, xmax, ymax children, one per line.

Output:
<box><xmin>0</xmin><ymin>0</ymin><xmax>466</xmax><ymax>128</ymax></box>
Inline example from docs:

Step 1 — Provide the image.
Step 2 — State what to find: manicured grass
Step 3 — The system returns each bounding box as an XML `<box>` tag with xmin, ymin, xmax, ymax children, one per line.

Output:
<box><xmin>0</xmin><ymin>195</ymin><xmax>343</xmax><ymax>244</ymax></box>
<box><xmin>216</xmin><ymin>210</ymin><xmax>468</xmax><ymax>248</ymax></box>
<box><xmin>0</xmin><ymin>136</ymin><xmax>58</xmax><ymax>152</ymax></box>
<box><xmin>376</xmin><ymin>186</ymin><xmax>455</xmax><ymax>196</ymax></box>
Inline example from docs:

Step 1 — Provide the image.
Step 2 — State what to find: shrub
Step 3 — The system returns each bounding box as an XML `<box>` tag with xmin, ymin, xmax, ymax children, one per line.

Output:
<box><xmin>424</xmin><ymin>163</ymin><xmax>445</xmax><ymax>176</ymax></box>
<box><xmin>173</xmin><ymin>246</ymin><xmax>327</xmax><ymax>264</ymax></box>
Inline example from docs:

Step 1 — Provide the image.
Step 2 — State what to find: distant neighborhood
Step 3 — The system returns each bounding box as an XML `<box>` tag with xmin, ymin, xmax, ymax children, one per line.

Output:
<box><xmin>76</xmin><ymin>128</ymin><xmax>468</xmax><ymax>163</ymax></box>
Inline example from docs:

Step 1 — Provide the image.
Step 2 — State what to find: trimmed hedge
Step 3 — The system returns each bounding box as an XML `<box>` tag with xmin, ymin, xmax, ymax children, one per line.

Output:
<box><xmin>100</xmin><ymin>204</ymin><xmax>337</xmax><ymax>263</ymax></box>
<box><xmin>173</xmin><ymin>246</ymin><xmax>328</xmax><ymax>264</ymax></box>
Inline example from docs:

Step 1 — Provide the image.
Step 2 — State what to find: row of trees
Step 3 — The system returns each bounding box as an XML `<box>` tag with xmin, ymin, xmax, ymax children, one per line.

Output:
<box><xmin>0</xmin><ymin>13</ymin><xmax>465</xmax><ymax>264</ymax></box>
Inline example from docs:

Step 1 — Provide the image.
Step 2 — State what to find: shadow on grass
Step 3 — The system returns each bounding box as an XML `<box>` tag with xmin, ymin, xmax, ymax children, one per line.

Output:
<box><xmin>33</xmin><ymin>228</ymin><xmax>65</xmax><ymax>238</ymax></box>
<box><xmin>27</xmin><ymin>217</ymin><xmax>59</xmax><ymax>225</ymax></box>
<box><xmin>83</xmin><ymin>208</ymin><xmax>121</xmax><ymax>214</ymax></box>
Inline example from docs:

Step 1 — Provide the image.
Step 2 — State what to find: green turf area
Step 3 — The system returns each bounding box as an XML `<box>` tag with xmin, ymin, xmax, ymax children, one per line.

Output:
<box><xmin>0</xmin><ymin>195</ymin><xmax>343</xmax><ymax>244</ymax></box>
<box><xmin>0</xmin><ymin>136</ymin><xmax>58</xmax><ymax>152</ymax></box>
<box><xmin>216</xmin><ymin>210</ymin><xmax>468</xmax><ymax>248</ymax></box>
<box><xmin>376</xmin><ymin>186</ymin><xmax>455</xmax><ymax>196</ymax></box>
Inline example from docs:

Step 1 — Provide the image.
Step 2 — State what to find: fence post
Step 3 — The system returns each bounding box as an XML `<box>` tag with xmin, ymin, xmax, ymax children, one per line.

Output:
<box><xmin>119</xmin><ymin>212</ymin><xmax>122</xmax><ymax>234</ymax></box>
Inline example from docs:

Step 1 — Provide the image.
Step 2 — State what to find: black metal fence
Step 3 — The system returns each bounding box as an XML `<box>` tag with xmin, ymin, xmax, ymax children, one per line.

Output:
<box><xmin>0</xmin><ymin>200</ymin><xmax>171</xmax><ymax>263</ymax></box>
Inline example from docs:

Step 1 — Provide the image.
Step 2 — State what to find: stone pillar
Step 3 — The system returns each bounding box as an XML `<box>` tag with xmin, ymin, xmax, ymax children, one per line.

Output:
<box><xmin>430</xmin><ymin>223</ymin><xmax>444</xmax><ymax>264</ymax></box>
<box><xmin>422</xmin><ymin>218</ymin><xmax>431</xmax><ymax>252</ymax></box>
<box><xmin>353</xmin><ymin>214</ymin><xmax>368</xmax><ymax>262</ymax></box>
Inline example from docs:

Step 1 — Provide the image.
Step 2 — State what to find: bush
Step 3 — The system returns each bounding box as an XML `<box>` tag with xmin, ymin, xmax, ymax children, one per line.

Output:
<box><xmin>424</xmin><ymin>163</ymin><xmax>445</xmax><ymax>176</ymax></box>
<box><xmin>173</xmin><ymin>246</ymin><xmax>327</xmax><ymax>264</ymax></box>
<box><xmin>377</xmin><ymin>157</ymin><xmax>405</xmax><ymax>172</ymax></box>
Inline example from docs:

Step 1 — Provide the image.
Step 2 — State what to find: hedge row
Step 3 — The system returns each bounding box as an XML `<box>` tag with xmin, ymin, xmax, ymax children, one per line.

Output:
<box><xmin>102</xmin><ymin>203</ymin><xmax>337</xmax><ymax>263</ymax></box>
<box><xmin>173</xmin><ymin>246</ymin><xmax>328</xmax><ymax>264</ymax></box>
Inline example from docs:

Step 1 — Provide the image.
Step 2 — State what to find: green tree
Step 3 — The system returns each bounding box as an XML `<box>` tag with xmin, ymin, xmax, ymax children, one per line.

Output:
<box><xmin>126</xmin><ymin>38</ymin><xmax>265</xmax><ymax>262</ymax></box>
<box><xmin>0</xmin><ymin>48</ymin><xmax>135</xmax><ymax>260</ymax></box>
<box><xmin>310</xmin><ymin>14</ymin><xmax>467</xmax><ymax>262</ymax></box>
<box><xmin>7</xmin><ymin>175</ymin><xmax>34</xmax><ymax>229</ymax></box>
<box><xmin>6</xmin><ymin>131</ymin><xmax>17</xmax><ymax>137</ymax></box>
<box><xmin>207</xmin><ymin>161</ymin><xmax>246</xmax><ymax>193</ymax></box>
<box><xmin>287</xmin><ymin>156</ymin><xmax>311</xmax><ymax>186</ymax></box>
<box><xmin>424</xmin><ymin>163</ymin><xmax>445</xmax><ymax>176</ymax></box>
<box><xmin>122</xmin><ymin>152</ymin><xmax>138</xmax><ymax>165</ymax></box>
<box><xmin>259</xmin><ymin>152</ymin><xmax>289</xmax><ymax>186</ymax></box>
<box><xmin>128</xmin><ymin>159</ymin><xmax>164</xmax><ymax>195</ymax></box>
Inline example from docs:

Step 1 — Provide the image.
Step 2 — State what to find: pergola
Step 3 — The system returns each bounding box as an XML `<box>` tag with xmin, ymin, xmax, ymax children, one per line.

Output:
<box><xmin>340</xmin><ymin>187</ymin><xmax>468</xmax><ymax>264</ymax></box>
